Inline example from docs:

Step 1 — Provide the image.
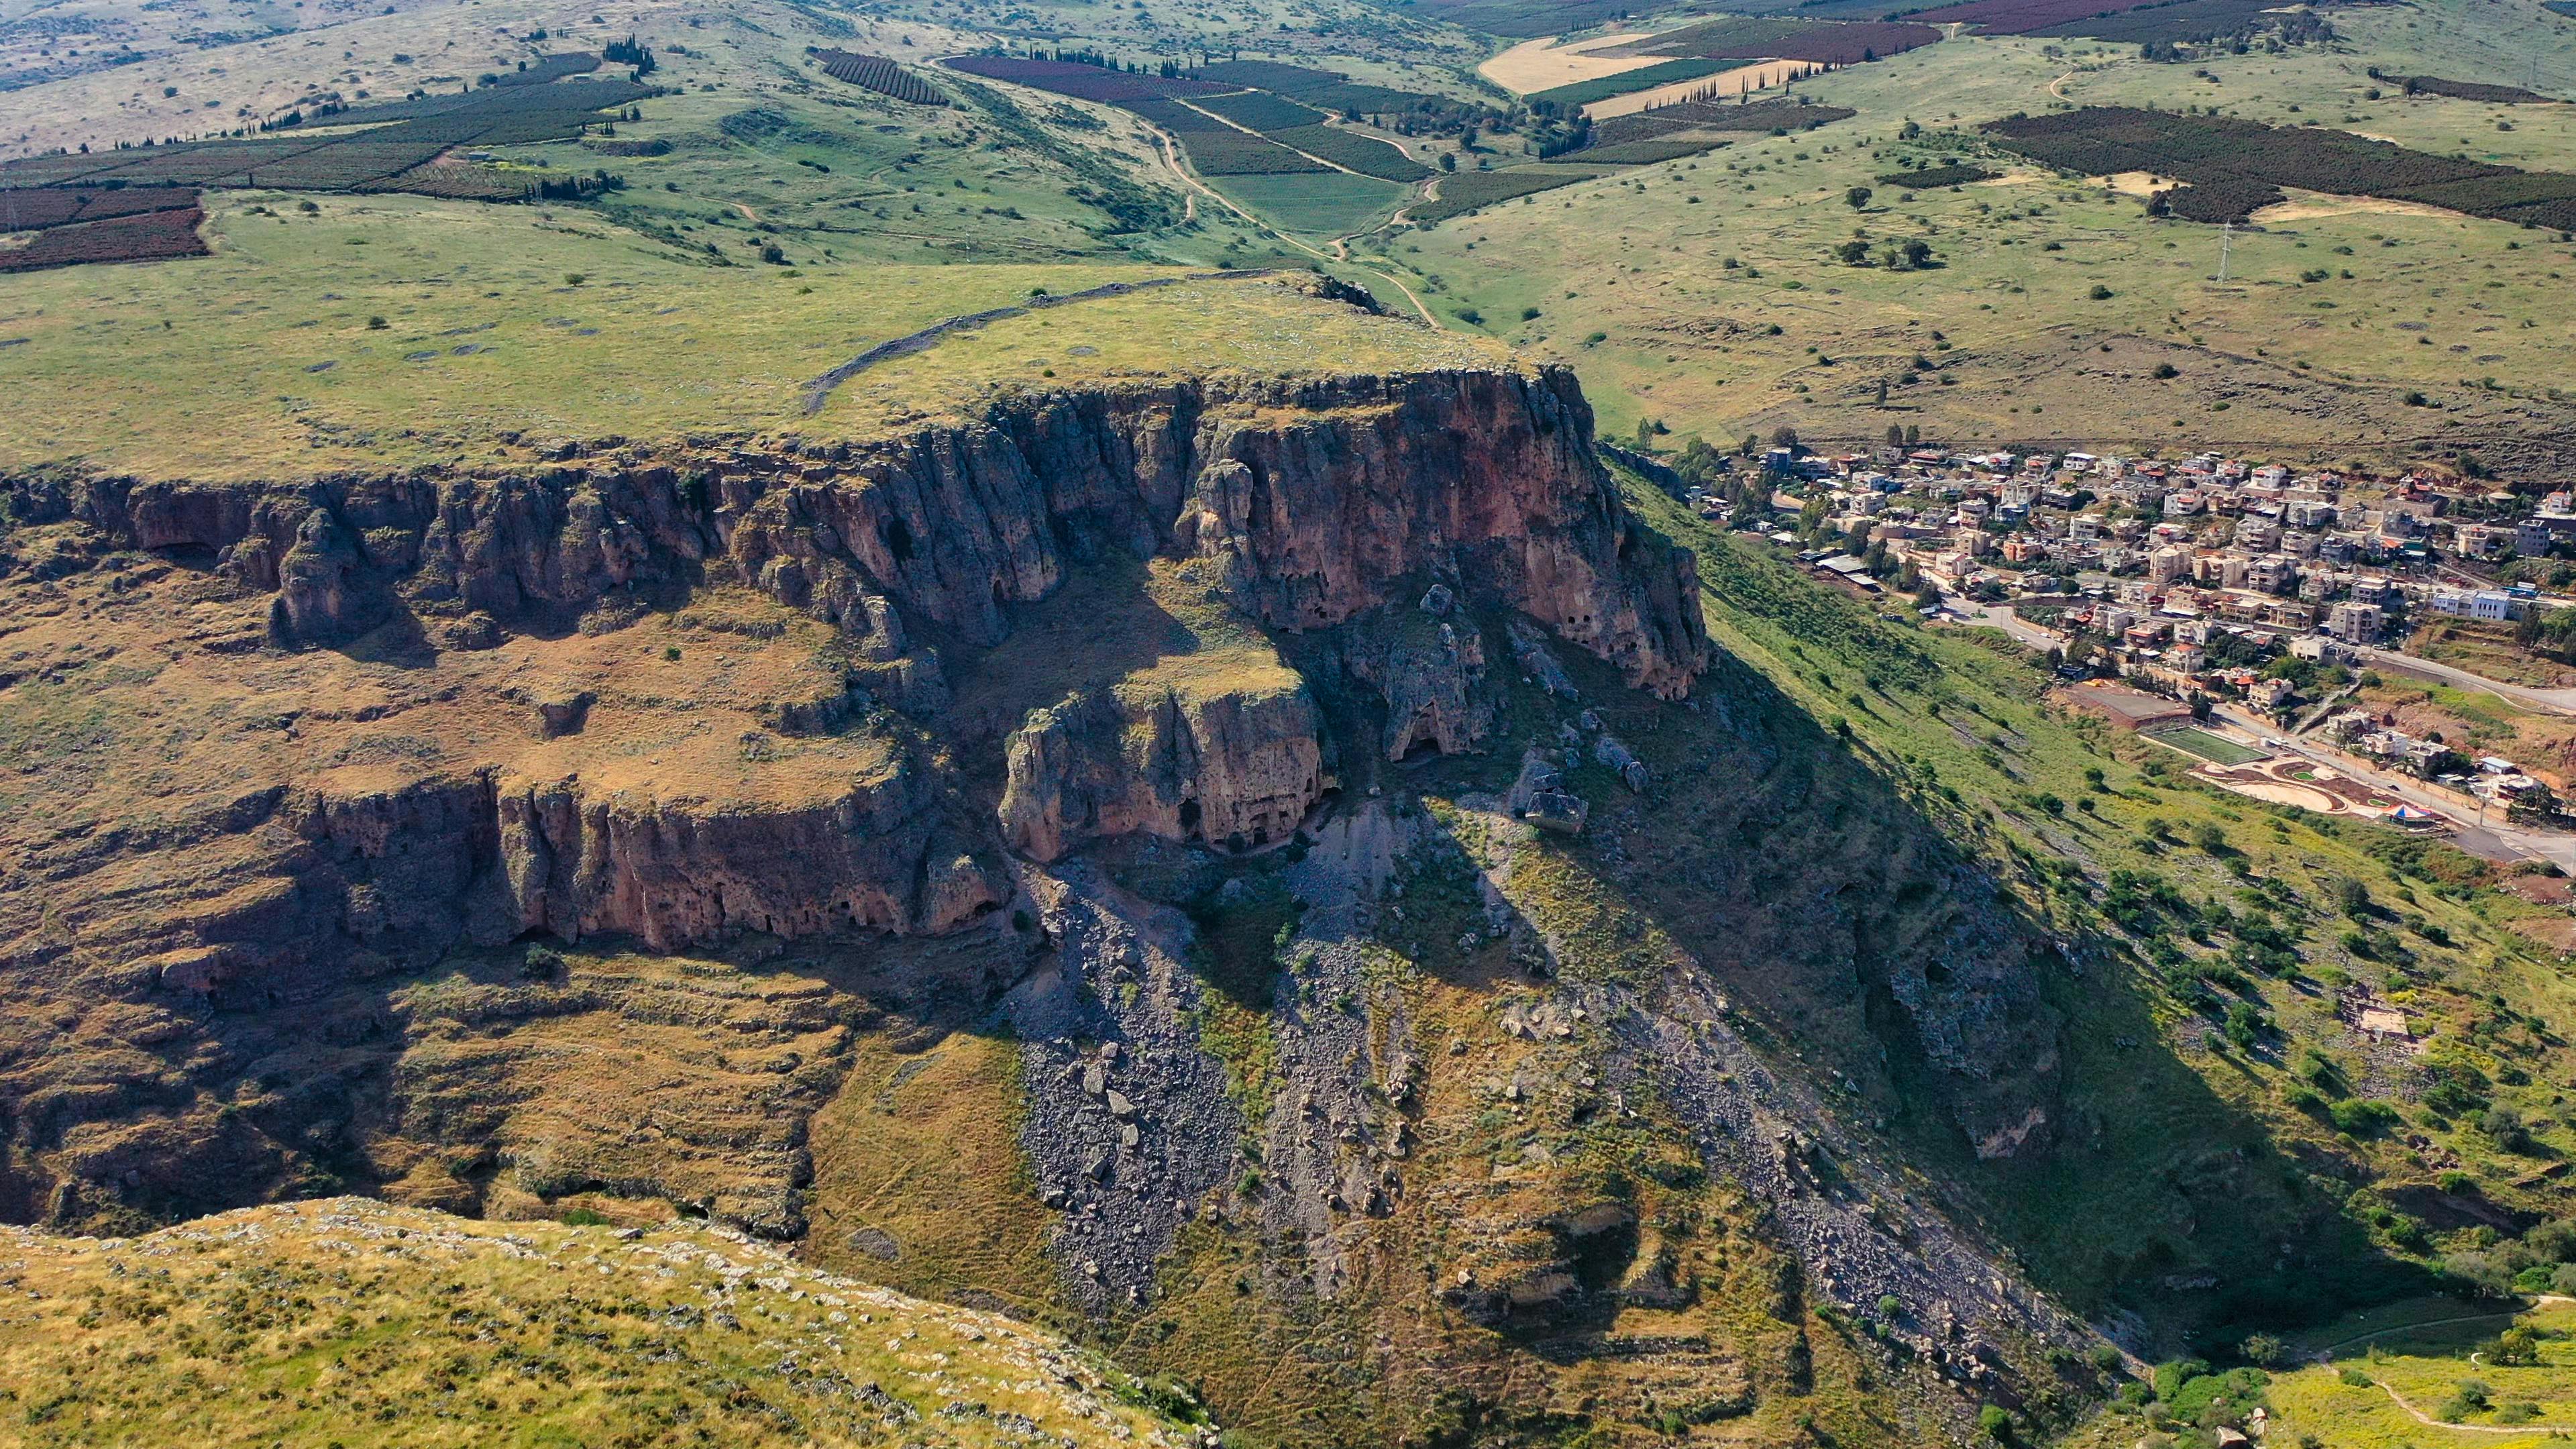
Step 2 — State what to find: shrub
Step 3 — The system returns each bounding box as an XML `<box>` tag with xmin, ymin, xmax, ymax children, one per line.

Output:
<box><xmin>2339</xmin><ymin>1365</ymin><xmax>2373</xmax><ymax>1387</ymax></box>
<box><xmin>2328</xmin><ymin>1098</ymin><xmax>2400</xmax><ymax>1136</ymax></box>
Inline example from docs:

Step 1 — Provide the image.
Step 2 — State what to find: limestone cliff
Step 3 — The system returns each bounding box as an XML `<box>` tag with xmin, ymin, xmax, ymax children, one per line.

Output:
<box><xmin>998</xmin><ymin>682</ymin><xmax>1329</xmax><ymax>862</ymax></box>
<box><xmin>0</xmin><ymin>364</ymin><xmax>1707</xmax><ymax>1226</ymax></box>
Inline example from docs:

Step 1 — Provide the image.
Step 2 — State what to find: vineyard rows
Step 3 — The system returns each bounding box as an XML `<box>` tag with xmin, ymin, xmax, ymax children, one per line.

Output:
<box><xmin>0</xmin><ymin>204</ymin><xmax>205</xmax><ymax>272</ymax></box>
<box><xmin>813</xmin><ymin>50</ymin><xmax>949</xmax><ymax>106</ymax></box>
<box><xmin>1988</xmin><ymin>107</ymin><xmax>2576</xmax><ymax>229</ymax></box>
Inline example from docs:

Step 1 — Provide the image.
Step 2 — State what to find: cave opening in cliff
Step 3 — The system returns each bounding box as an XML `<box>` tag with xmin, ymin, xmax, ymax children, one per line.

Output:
<box><xmin>1178</xmin><ymin>798</ymin><xmax>1201</xmax><ymax>833</ymax></box>
<box><xmin>881</xmin><ymin>518</ymin><xmax>916</xmax><ymax>564</ymax></box>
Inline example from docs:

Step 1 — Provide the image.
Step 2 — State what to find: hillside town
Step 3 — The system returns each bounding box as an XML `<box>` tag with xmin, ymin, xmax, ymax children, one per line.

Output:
<box><xmin>1654</xmin><ymin>440</ymin><xmax>2576</xmax><ymax>831</ymax></box>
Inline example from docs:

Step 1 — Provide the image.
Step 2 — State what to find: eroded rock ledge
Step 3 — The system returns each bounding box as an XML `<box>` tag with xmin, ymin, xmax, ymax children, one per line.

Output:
<box><xmin>7</xmin><ymin>364</ymin><xmax>1703</xmax><ymax>951</ymax></box>
<box><xmin>0</xmin><ymin>364</ymin><xmax>1705</xmax><ymax>1221</ymax></box>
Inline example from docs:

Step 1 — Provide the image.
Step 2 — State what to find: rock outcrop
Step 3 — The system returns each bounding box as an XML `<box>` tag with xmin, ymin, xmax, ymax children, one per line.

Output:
<box><xmin>999</xmin><ymin>683</ymin><xmax>1329</xmax><ymax>862</ymax></box>
<box><xmin>41</xmin><ymin>365</ymin><xmax>1705</xmax><ymax>702</ymax></box>
<box><xmin>0</xmin><ymin>363</ymin><xmax>1707</xmax><ymax>1227</ymax></box>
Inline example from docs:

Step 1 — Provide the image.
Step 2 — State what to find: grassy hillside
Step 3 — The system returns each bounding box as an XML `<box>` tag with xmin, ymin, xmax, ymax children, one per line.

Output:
<box><xmin>0</xmin><ymin>1198</ymin><xmax>1197</xmax><ymax>1448</ymax></box>
<box><xmin>1623</xmin><ymin>474</ymin><xmax>2576</xmax><ymax>1350</ymax></box>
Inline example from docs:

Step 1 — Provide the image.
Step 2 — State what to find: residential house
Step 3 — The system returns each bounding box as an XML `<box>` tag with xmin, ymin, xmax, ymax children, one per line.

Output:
<box><xmin>2326</xmin><ymin>600</ymin><xmax>2383</xmax><ymax>643</ymax></box>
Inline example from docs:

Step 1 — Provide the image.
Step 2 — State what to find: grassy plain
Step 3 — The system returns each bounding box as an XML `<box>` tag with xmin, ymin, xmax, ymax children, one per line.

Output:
<box><xmin>2265</xmin><ymin>1298</ymin><xmax>2576</xmax><ymax>1448</ymax></box>
<box><xmin>0</xmin><ymin>191</ymin><xmax>1495</xmax><ymax>478</ymax></box>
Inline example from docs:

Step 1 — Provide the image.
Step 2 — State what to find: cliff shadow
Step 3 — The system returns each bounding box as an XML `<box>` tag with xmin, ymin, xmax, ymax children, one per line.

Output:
<box><xmin>1385</xmin><ymin>557</ymin><xmax>2432</xmax><ymax>1355</ymax></box>
<box><xmin>938</xmin><ymin>556</ymin><xmax>1213</xmax><ymax>750</ymax></box>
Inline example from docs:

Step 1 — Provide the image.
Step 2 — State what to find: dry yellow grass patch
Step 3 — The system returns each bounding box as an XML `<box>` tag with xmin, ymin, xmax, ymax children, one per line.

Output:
<box><xmin>1479</xmin><ymin>31</ymin><xmax>1673</xmax><ymax>95</ymax></box>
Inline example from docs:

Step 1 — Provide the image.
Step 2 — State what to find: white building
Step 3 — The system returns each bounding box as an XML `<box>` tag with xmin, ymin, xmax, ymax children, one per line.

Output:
<box><xmin>2427</xmin><ymin>587</ymin><xmax>2524</xmax><ymax>623</ymax></box>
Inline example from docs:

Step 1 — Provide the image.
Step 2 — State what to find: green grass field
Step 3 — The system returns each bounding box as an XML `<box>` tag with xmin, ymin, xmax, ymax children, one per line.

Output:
<box><xmin>0</xmin><ymin>1198</ymin><xmax>1190</xmax><ymax>1448</ymax></box>
<box><xmin>1208</xmin><ymin>170</ymin><xmax>1409</xmax><ymax>235</ymax></box>
<box><xmin>2265</xmin><ymin>1299</ymin><xmax>2576</xmax><ymax>1448</ymax></box>
<box><xmin>0</xmin><ymin>192</ymin><xmax>1499</xmax><ymax>478</ymax></box>
<box><xmin>2149</xmin><ymin>725</ymin><xmax>2268</xmax><ymax>765</ymax></box>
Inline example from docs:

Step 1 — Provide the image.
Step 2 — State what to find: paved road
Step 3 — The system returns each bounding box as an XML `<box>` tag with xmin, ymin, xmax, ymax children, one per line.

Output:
<box><xmin>2358</xmin><ymin>646</ymin><xmax>2576</xmax><ymax>716</ymax></box>
<box><xmin>1939</xmin><ymin>592</ymin><xmax>2063</xmax><ymax>653</ymax></box>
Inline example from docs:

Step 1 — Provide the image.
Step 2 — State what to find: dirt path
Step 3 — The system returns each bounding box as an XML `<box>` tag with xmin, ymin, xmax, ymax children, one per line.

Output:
<box><xmin>932</xmin><ymin>59</ymin><xmax>1440</xmax><ymax>329</ymax></box>
<box><xmin>734</xmin><ymin>202</ymin><xmax>759</xmax><ymax>222</ymax></box>
<box><xmin>2371</xmin><ymin>1378</ymin><xmax>2576</xmax><ymax>1434</ymax></box>
<box><xmin>797</xmin><ymin>275</ymin><xmax>1198</xmax><ymax>413</ymax></box>
<box><xmin>2316</xmin><ymin>1296</ymin><xmax>2576</xmax><ymax>1354</ymax></box>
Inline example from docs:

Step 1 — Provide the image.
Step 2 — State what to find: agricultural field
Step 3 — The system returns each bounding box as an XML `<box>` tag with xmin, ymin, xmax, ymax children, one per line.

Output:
<box><xmin>1192</xmin><ymin>89</ymin><xmax>1328</xmax><ymax>132</ymax></box>
<box><xmin>1409</xmin><ymin>162</ymin><xmax>1613</xmax><ymax>221</ymax></box>
<box><xmin>1205</xmin><ymin>170</ymin><xmax>1409</xmax><ymax>233</ymax></box>
<box><xmin>1263</xmin><ymin>123</ymin><xmax>1429</xmax><ymax>180</ymax></box>
<box><xmin>1901</xmin><ymin>0</ymin><xmax>2344</xmax><ymax>37</ymax></box>
<box><xmin>1516</xmin><ymin>19</ymin><xmax>1943</xmax><ymax>110</ymax></box>
<box><xmin>814</xmin><ymin>48</ymin><xmax>951</xmax><ymax>106</ymax></box>
<box><xmin>1599</xmin><ymin>16</ymin><xmax>1947</xmax><ymax>67</ymax></box>
<box><xmin>2030</xmin><ymin>0</ymin><xmax>2339</xmax><ymax>46</ymax></box>
<box><xmin>1172</xmin><ymin>128</ymin><xmax>1333</xmax><ymax>176</ymax></box>
<box><xmin>942</xmin><ymin>54</ymin><xmax>1233</xmax><ymax>103</ymax></box>
<box><xmin>1532</xmin><ymin>58</ymin><xmax>1741</xmax><ymax>110</ymax></box>
<box><xmin>1988</xmin><ymin>107</ymin><xmax>2576</xmax><ymax>227</ymax></box>
<box><xmin>2399</xmin><ymin>74</ymin><xmax>2564</xmax><ymax>104</ymax></box>
<box><xmin>1881</xmin><ymin>162</ymin><xmax>2000</xmax><ymax>189</ymax></box>
<box><xmin>1389</xmin><ymin>6</ymin><xmax>2576</xmax><ymax>468</ymax></box>
<box><xmin>0</xmin><ymin>67</ymin><xmax>647</xmax><ymax>209</ymax></box>
<box><xmin>0</xmin><ymin>199</ymin><xmax>207</xmax><ymax>271</ymax></box>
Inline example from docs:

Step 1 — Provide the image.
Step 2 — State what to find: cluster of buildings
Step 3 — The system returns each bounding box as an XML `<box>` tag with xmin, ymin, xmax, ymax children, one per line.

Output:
<box><xmin>2320</xmin><ymin>708</ymin><xmax>2556</xmax><ymax>810</ymax></box>
<box><xmin>1701</xmin><ymin>447</ymin><xmax>2573</xmax><ymax>659</ymax></box>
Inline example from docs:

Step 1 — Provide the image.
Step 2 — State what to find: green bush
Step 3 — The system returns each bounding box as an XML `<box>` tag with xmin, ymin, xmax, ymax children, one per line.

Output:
<box><xmin>2328</xmin><ymin>1098</ymin><xmax>2400</xmax><ymax>1136</ymax></box>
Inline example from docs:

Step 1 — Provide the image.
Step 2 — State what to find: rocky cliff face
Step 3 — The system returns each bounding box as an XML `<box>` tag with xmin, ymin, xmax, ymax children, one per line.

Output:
<box><xmin>66</xmin><ymin>366</ymin><xmax>1703</xmax><ymax>690</ymax></box>
<box><xmin>0</xmin><ymin>364</ymin><xmax>1706</xmax><ymax>1227</ymax></box>
<box><xmin>998</xmin><ymin>683</ymin><xmax>1330</xmax><ymax>863</ymax></box>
